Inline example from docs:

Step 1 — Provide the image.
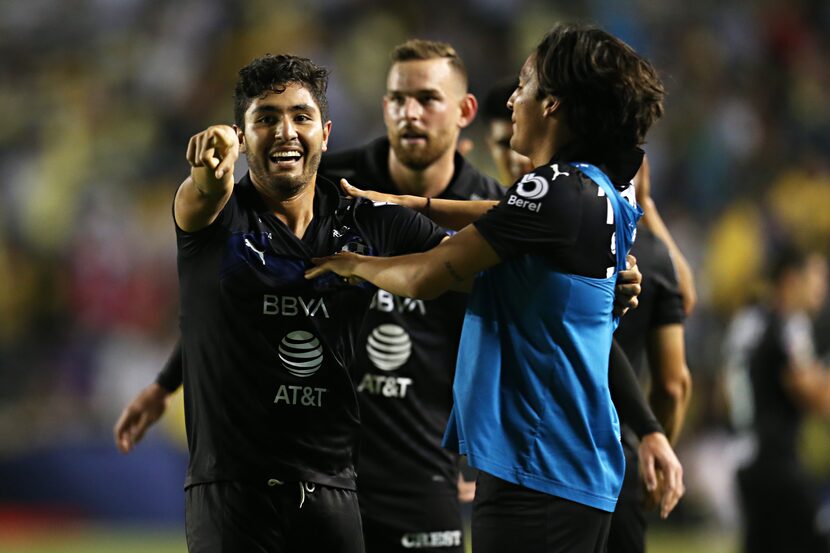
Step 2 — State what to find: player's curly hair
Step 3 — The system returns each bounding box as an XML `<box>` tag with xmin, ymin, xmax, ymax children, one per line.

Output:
<box><xmin>534</xmin><ymin>24</ymin><xmax>664</xmax><ymax>152</ymax></box>
<box><xmin>233</xmin><ymin>54</ymin><xmax>330</xmax><ymax>127</ymax></box>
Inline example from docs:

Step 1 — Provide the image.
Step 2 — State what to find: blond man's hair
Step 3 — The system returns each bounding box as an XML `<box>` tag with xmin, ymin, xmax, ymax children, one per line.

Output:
<box><xmin>390</xmin><ymin>39</ymin><xmax>468</xmax><ymax>90</ymax></box>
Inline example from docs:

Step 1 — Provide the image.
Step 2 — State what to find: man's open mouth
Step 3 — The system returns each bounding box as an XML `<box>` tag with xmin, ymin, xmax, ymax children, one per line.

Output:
<box><xmin>269</xmin><ymin>150</ymin><xmax>303</xmax><ymax>166</ymax></box>
<box><xmin>401</xmin><ymin>131</ymin><xmax>428</xmax><ymax>145</ymax></box>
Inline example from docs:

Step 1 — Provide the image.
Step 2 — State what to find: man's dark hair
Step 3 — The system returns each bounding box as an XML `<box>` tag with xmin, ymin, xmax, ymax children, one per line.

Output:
<box><xmin>391</xmin><ymin>39</ymin><xmax>468</xmax><ymax>91</ymax></box>
<box><xmin>482</xmin><ymin>77</ymin><xmax>518</xmax><ymax>123</ymax></box>
<box><xmin>233</xmin><ymin>54</ymin><xmax>330</xmax><ymax>127</ymax></box>
<box><xmin>534</xmin><ymin>23</ymin><xmax>664</xmax><ymax>152</ymax></box>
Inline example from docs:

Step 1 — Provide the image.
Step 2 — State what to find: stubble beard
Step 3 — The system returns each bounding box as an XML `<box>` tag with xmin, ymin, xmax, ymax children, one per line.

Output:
<box><xmin>390</xmin><ymin>130</ymin><xmax>454</xmax><ymax>170</ymax></box>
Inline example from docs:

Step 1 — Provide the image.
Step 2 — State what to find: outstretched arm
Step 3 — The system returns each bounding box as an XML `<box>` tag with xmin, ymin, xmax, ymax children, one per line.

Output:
<box><xmin>175</xmin><ymin>125</ymin><xmax>240</xmax><ymax>232</ymax></box>
<box><xmin>305</xmin><ymin>224</ymin><xmax>500</xmax><ymax>299</ymax></box>
<box><xmin>340</xmin><ymin>179</ymin><xmax>498</xmax><ymax>231</ymax></box>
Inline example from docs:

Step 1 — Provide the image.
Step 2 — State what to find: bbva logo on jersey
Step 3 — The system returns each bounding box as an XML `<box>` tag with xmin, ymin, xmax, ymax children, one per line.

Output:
<box><xmin>278</xmin><ymin>330</ymin><xmax>323</xmax><ymax>377</ymax></box>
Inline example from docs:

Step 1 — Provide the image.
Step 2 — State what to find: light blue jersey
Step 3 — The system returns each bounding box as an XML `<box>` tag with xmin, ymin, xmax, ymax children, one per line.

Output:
<box><xmin>443</xmin><ymin>162</ymin><xmax>641</xmax><ymax>512</ymax></box>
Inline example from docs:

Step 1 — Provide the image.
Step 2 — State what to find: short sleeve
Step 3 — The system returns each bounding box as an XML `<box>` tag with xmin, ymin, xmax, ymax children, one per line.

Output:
<box><xmin>174</xmin><ymin>195</ymin><xmax>236</xmax><ymax>258</ymax></box>
<box><xmin>354</xmin><ymin>200</ymin><xmax>447</xmax><ymax>256</ymax></box>
<box><xmin>155</xmin><ymin>341</ymin><xmax>183</xmax><ymax>392</ymax></box>
<box><xmin>650</xmin><ymin>243</ymin><xmax>686</xmax><ymax>327</ymax></box>
<box><xmin>473</xmin><ymin>164</ymin><xmax>583</xmax><ymax>261</ymax></box>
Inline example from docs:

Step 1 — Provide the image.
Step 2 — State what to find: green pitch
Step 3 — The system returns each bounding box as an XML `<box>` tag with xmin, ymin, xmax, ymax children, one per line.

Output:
<box><xmin>0</xmin><ymin>524</ymin><xmax>736</xmax><ymax>553</ymax></box>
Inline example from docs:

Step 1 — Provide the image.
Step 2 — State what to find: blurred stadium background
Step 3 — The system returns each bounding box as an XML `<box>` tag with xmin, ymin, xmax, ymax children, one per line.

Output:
<box><xmin>1</xmin><ymin>0</ymin><xmax>829</xmax><ymax>551</ymax></box>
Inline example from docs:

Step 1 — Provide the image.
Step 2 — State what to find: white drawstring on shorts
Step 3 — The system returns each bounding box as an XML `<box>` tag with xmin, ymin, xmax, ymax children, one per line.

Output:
<box><xmin>298</xmin><ymin>481</ymin><xmax>316</xmax><ymax>509</ymax></box>
<box><xmin>267</xmin><ymin>478</ymin><xmax>316</xmax><ymax>509</ymax></box>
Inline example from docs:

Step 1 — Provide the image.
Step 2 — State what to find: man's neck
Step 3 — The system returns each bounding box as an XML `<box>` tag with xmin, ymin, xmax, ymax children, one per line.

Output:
<box><xmin>530</xmin><ymin>121</ymin><xmax>571</xmax><ymax>167</ymax></box>
<box><xmin>387</xmin><ymin>146</ymin><xmax>456</xmax><ymax>199</ymax></box>
<box><xmin>252</xmin><ymin>173</ymin><xmax>316</xmax><ymax>239</ymax></box>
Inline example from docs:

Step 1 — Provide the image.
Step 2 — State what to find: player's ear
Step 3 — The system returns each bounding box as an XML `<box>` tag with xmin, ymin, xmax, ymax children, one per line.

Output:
<box><xmin>321</xmin><ymin>120</ymin><xmax>332</xmax><ymax>152</ymax></box>
<box><xmin>542</xmin><ymin>96</ymin><xmax>561</xmax><ymax>118</ymax></box>
<box><xmin>458</xmin><ymin>93</ymin><xmax>478</xmax><ymax>129</ymax></box>
<box><xmin>234</xmin><ymin>125</ymin><xmax>246</xmax><ymax>154</ymax></box>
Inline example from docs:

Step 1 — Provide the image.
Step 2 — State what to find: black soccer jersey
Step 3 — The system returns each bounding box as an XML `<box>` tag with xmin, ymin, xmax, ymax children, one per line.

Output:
<box><xmin>614</xmin><ymin>228</ymin><xmax>685</xmax><ymax>377</ymax></box>
<box><xmin>748</xmin><ymin>310</ymin><xmax>815</xmax><ymax>463</ymax></box>
<box><xmin>176</xmin><ymin>174</ymin><xmax>445</xmax><ymax>490</ymax></box>
<box><xmin>320</xmin><ymin>138</ymin><xmax>504</xmax><ymax>497</ymax></box>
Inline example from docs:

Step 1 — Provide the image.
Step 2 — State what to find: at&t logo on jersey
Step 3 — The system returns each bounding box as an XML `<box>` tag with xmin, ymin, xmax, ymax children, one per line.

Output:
<box><xmin>274</xmin><ymin>330</ymin><xmax>327</xmax><ymax>407</ymax></box>
<box><xmin>278</xmin><ymin>330</ymin><xmax>323</xmax><ymax>377</ymax></box>
<box><xmin>357</xmin><ymin>323</ymin><xmax>414</xmax><ymax>399</ymax></box>
<box><xmin>367</xmin><ymin>324</ymin><xmax>412</xmax><ymax>370</ymax></box>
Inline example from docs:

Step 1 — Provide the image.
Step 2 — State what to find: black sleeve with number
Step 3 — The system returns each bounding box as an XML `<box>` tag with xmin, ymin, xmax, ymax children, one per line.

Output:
<box><xmin>474</xmin><ymin>164</ymin><xmax>619</xmax><ymax>279</ymax></box>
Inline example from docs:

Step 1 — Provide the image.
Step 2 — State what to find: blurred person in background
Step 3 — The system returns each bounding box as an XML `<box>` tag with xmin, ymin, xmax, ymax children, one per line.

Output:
<box><xmin>480</xmin><ymin>79</ymin><xmax>693</xmax><ymax>553</ymax></box>
<box><xmin>738</xmin><ymin>247</ymin><xmax>830</xmax><ymax>553</ymax></box>
<box><xmin>480</xmin><ymin>77</ymin><xmax>533</xmax><ymax>187</ymax></box>
<box><xmin>306</xmin><ymin>23</ymin><xmax>684</xmax><ymax>553</ymax></box>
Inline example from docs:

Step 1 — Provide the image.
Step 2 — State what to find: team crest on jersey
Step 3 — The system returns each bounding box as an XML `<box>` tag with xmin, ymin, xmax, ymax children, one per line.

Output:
<box><xmin>341</xmin><ymin>240</ymin><xmax>369</xmax><ymax>255</ymax></box>
<box><xmin>366</xmin><ymin>324</ymin><xmax>412</xmax><ymax>371</ymax></box>
<box><xmin>278</xmin><ymin>330</ymin><xmax>323</xmax><ymax>377</ymax></box>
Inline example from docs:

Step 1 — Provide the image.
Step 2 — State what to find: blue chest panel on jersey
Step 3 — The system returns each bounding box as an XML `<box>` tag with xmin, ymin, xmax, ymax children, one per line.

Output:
<box><xmin>222</xmin><ymin>230</ymin><xmax>375</xmax><ymax>295</ymax></box>
<box><xmin>442</xmin><ymin>163</ymin><xmax>641</xmax><ymax>512</ymax></box>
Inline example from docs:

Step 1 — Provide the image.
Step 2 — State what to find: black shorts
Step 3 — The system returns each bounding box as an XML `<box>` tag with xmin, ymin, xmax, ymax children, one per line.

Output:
<box><xmin>607</xmin><ymin>443</ymin><xmax>646</xmax><ymax>553</ymax></box>
<box><xmin>472</xmin><ymin>471</ymin><xmax>612</xmax><ymax>553</ymax></box>
<box><xmin>185</xmin><ymin>480</ymin><xmax>365</xmax><ymax>553</ymax></box>
<box><xmin>360</xmin><ymin>488</ymin><xmax>464</xmax><ymax>553</ymax></box>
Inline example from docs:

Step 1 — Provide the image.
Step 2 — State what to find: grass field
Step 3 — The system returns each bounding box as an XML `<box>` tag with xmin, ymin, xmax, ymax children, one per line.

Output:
<box><xmin>0</xmin><ymin>525</ymin><xmax>737</xmax><ymax>553</ymax></box>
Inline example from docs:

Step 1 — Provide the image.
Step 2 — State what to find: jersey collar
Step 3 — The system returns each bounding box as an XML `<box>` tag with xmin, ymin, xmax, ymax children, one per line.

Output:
<box><xmin>549</xmin><ymin>143</ymin><xmax>644</xmax><ymax>188</ymax></box>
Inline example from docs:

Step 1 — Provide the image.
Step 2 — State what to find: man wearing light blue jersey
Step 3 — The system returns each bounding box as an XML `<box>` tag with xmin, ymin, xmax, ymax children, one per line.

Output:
<box><xmin>307</xmin><ymin>23</ymin><xmax>684</xmax><ymax>553</ymax></box>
